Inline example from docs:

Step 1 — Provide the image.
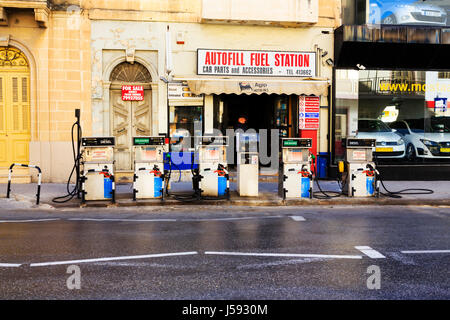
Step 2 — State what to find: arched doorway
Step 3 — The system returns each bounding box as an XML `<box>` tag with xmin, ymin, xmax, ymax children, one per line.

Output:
<box><xmin>0</xmin><ymin>47</ymin><xmax>30</xmax><ymax>168</ymax></box>
<box><xmin>109</xmin><ymin>61</ymin><xmax>152</xmax><ymax>171</ymax></box>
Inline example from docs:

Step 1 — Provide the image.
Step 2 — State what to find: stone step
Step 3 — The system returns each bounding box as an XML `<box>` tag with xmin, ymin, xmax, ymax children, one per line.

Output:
<box><xmin>0</xmin><ymin>166</ymin><xmax>30</xmax><ymax>175</ymax></box>
<box><xmin>0</xmin><ymin>174</ymin><xmax>31</xmax><ymax>184</ymax></box>
<box><xmin>0</xmin><ymin>167</ymin><xmax>31</xmax><ymax>184</ymax></box>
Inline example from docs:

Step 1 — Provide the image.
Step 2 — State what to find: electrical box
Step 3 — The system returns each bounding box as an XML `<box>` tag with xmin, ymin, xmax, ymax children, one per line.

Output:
<box><xmin>237</xmin><ymin>133</ymin><xmax>259</xmax><ymax>197</ymax></box>
<box><xmin>197</xmin><ymin>136</ymin><xmax>229</xmax><ymax>198</ymax></box>
<box><xmin>133</xmin><ymin>136</ymin><xmax>168</xmax><ymax>200</ymax></box>
<box><xmin>342</xmin><ymin>138</ymin><xmax>379</xmax><ymax>197</ymax></box>
<box><xmin>81</xmin><ymin>137</ymin><xmax>115</xmax><ymax>203</ymax></box>
<box><xmin>279</xmin><ymin>138</ymin><xmax>313</xmax><ymax>199</ymax></box>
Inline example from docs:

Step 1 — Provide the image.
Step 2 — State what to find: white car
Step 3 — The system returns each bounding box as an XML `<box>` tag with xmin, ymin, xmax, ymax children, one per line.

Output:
<box><xmin>356</xmin><ymin>119</ymin><xmax>406</xmax><ymax>159</ymax></box>
<box><xmin>389</xmin><ymin>118</ymin><xmax>450</xmax><ymax>161</ymax></box>
<box><xmin>370</xmin><ymin>1</ymin><xmax>447</xmax><ymax>26</ymax></box>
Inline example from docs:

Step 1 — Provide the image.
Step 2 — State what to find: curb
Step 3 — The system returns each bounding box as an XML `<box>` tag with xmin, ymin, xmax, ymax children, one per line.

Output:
<box><xmin>50</xmin><ymin>196</ymin><xmax>450</xmax><ymax>209</ymax></box>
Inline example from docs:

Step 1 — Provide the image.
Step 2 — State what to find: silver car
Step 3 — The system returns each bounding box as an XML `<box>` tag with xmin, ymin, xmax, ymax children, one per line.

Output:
<box><xmin>370</xmin><ymin>1</ymin><xmax>447</xmax><ymax>26</ymax></box>
<box><xmin>356</xmin><ymin>119</ymin><xmax>406</xmax><ymax>159</ymax></box>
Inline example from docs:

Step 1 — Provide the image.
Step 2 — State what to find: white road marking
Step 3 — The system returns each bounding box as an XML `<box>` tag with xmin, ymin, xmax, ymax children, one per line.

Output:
<box><xmin>204</xmin><ymin>251</ymin><xmax>363</xmax><ymax>259</ymax></box>
<box><xmin>354</xmin><ymin>246</ymin><xmax>386</xmax><ymax>259</ymax></box>
<box><xmin>237</xmin><ymin>258</ymin><xmax>326</xmax><ymax>270</ymax></box>
<box><xmin>0</xmin><ymin>263</ymin><xmax>22</xmax><ymax>268</ymax></box>
<box><xmin>401</xmin><ymin>250</ymin><xmax>450</xmax><ymax>254</ymax></box>
<box><xmin>29</xmin><ymin>251</ymin><xmax>198</xmax><ymax>267</ymax></box>
<box><xmin>69</xmin><ymin>216</ymin><xmax>285</xmax><ymax>222</ymax></box>
<box><xmin>67</xmin><ymin>218</ymin><xmax>177</xmax><ymax>222</ymax></box>
<box><xmin>0</xmin><ymin>219</ymin><xmax>60</xmax><ymax>223</ymax></box>
<box><xmin>184</xmin><ymin>216</ymin><xmax>283</xmax><ymax>222</ymax></box>
<box><xmin>290</xmin><ymin>216</ymin><xmax>306</xmax><ymax>221</ymax></box>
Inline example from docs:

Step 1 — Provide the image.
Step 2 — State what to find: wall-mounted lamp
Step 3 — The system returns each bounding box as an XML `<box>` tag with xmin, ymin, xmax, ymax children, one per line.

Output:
<box><xmin>325</xmin><ymin>58</ymin><xmax>334</xmax><ymax>66</ymax></box>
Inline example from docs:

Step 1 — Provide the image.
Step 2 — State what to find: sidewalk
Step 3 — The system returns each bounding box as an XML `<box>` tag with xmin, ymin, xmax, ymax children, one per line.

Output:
<box><xmin>0</xmin><ymin>179</ymin><xmax>449</xmax><ymax>210</ymax></box>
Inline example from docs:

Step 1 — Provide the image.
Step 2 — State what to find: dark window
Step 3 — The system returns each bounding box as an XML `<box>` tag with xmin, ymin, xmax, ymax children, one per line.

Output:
<box><xmin>358</xmin><ymin>119</ymin><xmax>391</xmax><ymax>132</ymax></box>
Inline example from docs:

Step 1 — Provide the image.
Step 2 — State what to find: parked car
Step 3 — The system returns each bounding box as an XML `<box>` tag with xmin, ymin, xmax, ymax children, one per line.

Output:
<box><xmin>356</xmin><ymin>118</ymin><xmax>406</xmax><ymax>159</ymax></box>
<box><xmin>389</xmin><ymin>117</ymin><xmax>450</xmax><ymax>160</ymax></box>
<box><xmin>369</xmin><ymin>0</ymin><xmax>447</xmax><ymax>26</ymax></box>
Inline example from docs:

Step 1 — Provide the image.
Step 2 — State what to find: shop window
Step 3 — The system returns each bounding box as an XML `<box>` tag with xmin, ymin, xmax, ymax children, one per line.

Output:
<box><xmin>169</xmin><ymin>105</ymin><xmax>203</xmax><ymax>138</ymax></box>
<box><xmin>335</xmin><ymin>69</ymin><xmax>450</xmax><ymax>165</ymax></box>
<box><xmin>341</xmin><ymin>0</ymin><xmax>367</xmax><ymax>25</ymax></box>
<box><xmin>274</xmin><ymin>96</ymin><xmax>289</xmax><ymax>137</ymax></box>
<box><xmin>438</xmin><ymin>72</ymin><xmax>450</xmax><ymax>79</ymax></box>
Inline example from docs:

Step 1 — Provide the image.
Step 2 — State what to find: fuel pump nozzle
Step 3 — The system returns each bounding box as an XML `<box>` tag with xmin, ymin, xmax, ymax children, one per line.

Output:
<box><xmin>365</xmin><ymin>164</ymin><xmax>380</xmax><ymax>198</ymax></box>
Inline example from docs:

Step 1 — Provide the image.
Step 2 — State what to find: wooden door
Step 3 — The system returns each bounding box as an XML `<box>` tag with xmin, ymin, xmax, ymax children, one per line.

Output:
<box><xmin>0</xmin><ymin>71</ymin><xmax>30</xmax><ymax>167</ymax></box>
<box><xmin>111</xmin><ymin>89</ymin><xmax>152</xmax><ymax>171</ymax></box>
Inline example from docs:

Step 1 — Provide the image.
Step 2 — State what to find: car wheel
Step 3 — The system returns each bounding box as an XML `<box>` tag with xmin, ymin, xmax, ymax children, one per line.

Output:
<box><xmin>406</xmin><ymin>144</ymin><xmax>416</xmax><ymax>162</ymax></box>
<box><xmin>382</xmin><ymin>14</ymin><xmax>397</xmax><ymax>24</ymax></box>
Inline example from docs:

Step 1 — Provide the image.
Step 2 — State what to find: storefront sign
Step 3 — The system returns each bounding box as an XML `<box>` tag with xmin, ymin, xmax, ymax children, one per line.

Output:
<box><xmin>299</xmin><ymin>96</ymin><xmax>320</xmax><ymax>130</ymax></box>
<box><xmin>197</xmin><ymin>49</ymin><xmax>316</xmax><ymax>77</ymax></box>
<box><xmin>122</xmin><ymin>85</ymin><xmax>144</xmax><ymax>101</ymax></box>
<box><xmin>434</xmin><ymin>97</ymin><xmax>447</xmax><ymax>112</ymax></box>
<box><xmin>168</xmin><ymin>82</ymin><xmax>203</xmax><ymax>100</ymax></box>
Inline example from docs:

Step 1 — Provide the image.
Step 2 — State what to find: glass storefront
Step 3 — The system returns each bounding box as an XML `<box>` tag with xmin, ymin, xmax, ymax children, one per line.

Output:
<box><xmin>335</xmin><ymin>69</ymin><xmax>450</xmax><ymax>164</ymax></box>
<box><xmin>169</xmin><ymin>105</ymin><xmax>203</xmax><ymax>138</ymax></box>
<box><xmin>212</xmin><ymin>94</ymin><xmax>295</xmax><ymax>137</ymax></box>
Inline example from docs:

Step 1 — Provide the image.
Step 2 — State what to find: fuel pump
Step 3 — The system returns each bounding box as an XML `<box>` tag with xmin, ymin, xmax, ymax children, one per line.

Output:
<box><xmin>341</xmin><ymin>138</ymin><xmax>380</xmax><ymax>197</ymax></box>
<box><xmin>132</xmin><ymin>136</ymin><xmax>168</xmax><ymax>200</ymax></box>
<box><xmin>197</xmin><ymin>136</ymin><xmax>229</xmax><ymax>199</ymax></box>
<box><xmin>80</xmin><ymin>137</ymin><xmax>116</xmax><ymax>204</ymax></box>
<box><xmin>279</xmin><ymin>138</ymin><xmax>313</xmax><ymax>199</ymax></box>
<box><xmin>236</xmin><ymin>133</ymin><xmax>259</xmax><ymax>197</ymax></box>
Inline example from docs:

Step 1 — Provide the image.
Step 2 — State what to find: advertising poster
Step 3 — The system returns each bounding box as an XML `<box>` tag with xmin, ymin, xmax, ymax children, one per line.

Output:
<box><xmin>368</xmin><ymin>0</ymin><xmax>450</xmax><ymax>26</ymax></box>
<box><xmin>299</xmin><ymin>96</ymin><xmax>320</xmax><ymax>130</ymax></box>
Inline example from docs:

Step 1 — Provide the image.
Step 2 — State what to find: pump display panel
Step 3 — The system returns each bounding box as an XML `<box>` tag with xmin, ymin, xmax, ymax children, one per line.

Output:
<box><xmin>82</xmin><ymin>137</ymin><xmax>115</xmax><ymax>147</ymax></box>
<box><xmin>282</xmin><ymin>139</ymin><xmax>312</xmax><ymax>148</ymax></box>
<box><xmin>133</xmin><ymin>137</ymin><xmax>166</xmax><ymax>146</ymax></box>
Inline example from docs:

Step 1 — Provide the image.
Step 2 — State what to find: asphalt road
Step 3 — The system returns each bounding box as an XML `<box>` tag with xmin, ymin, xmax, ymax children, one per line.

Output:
<box><xmin>0</xmin><ymin>205</ymin><xmax>449</xmax><ymax>299</ymax></box>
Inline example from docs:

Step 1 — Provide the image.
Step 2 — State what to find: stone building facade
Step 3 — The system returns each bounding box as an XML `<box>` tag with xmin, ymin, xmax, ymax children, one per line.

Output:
<box><xmin>0</xmin><ymin>0</ymin><xmax>341</xmax><ymax>182</ymax></box>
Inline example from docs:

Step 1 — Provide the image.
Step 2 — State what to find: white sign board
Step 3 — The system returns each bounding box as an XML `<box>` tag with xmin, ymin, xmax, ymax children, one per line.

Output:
<box><xmin>168</xmin><ymin>82</ymin><xmax>203</xmax><ymax>100</ymax></box>
<box><xmin>197</xmin><ymin>49</ymin><xmax>316</xmax><ymax>77</ymax></box>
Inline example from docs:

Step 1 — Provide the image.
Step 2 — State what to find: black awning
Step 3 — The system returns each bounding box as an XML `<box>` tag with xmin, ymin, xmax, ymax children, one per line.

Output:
<box><xmin>335</xmin><ymin>25</ymin><xmax>450</xmax><ymax>70</ymax></box>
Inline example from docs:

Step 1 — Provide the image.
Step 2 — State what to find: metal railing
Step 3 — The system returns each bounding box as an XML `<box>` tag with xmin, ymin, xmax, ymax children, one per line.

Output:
<box><xmin>6</xmin><ymin>163</ymin><xmax>42</xmax><ymax>205</ymax></box>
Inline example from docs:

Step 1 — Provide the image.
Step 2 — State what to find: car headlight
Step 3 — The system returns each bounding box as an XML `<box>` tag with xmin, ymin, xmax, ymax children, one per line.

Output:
<box><xmin>401</xmin><ymin>15</ymin><xmax>410</xmax><ymax>21</ymax></box>
<box><xmin>420</xmin><ymin>139</ymin><xmax>439</xmax><ymax>147</ymax></box>
<box><xmin>397</xmin><ymin>138</ymin><xmax>405</xmax><ymax>145</ymax></box>
<box><xmin>395</xmin><ymin>4</ymin><xmax>413</xmax><ymax>8</ymax></box>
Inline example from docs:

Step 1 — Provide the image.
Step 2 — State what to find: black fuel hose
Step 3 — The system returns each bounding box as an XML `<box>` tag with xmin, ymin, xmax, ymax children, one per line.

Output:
<box><xmin>164</xmin><ymin>152</ymin><xmax>201</xmax><ymax>202</ymax></box>
<box><xmin>313</xmin><ymin>176</ymin><xmax>343</xmax><ymax>199</ymax></box>
<box><xmin>311</xmin><ymin>157</ymin><xmax>343</xmax><ymax>199</ymax></box>
<box><xmin>378</xmin><ymin>177</ymin><xmax>434</xmax><ymax>199</ymax></box>
<box><xmin>52</xmin><ymin>120</ymin><xmax>82</xmax><ymax>203</ymax></box>
<box><xmin>373</xmin><ymin>157</ymin><xmax>434</xmax><ymax>199</ymax></box>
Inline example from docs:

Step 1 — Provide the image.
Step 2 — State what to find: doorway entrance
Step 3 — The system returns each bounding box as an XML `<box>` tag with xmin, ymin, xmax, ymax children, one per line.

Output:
<box><xmin>0</xmin><ymin>47</ymin><xmax>30</xmax><ymax>168</ymax></box>
<box><xmin>109</xmin><ymin>62</ymin><xmax>152</xmax><ymax>171</ymax></box>
<box><xmin>216</xmin><ymin>94</ymin><xmax>294</xmax><ymax>166</ymax></box>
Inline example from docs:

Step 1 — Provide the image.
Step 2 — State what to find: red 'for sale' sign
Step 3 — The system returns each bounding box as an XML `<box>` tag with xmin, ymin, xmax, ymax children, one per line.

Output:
<box><xmin>122</xmin><ymin>85</ymin><xmax>144</xmax><ymax>101</ymax></box>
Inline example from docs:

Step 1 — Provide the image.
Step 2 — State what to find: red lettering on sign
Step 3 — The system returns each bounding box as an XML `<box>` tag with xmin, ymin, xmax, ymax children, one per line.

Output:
<box><xmin>122</xmin><ymin>85</ymin><xmax>144</xmax><ymax>101</ymax></box>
